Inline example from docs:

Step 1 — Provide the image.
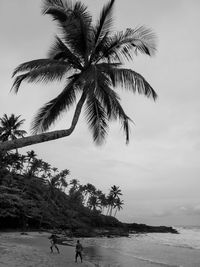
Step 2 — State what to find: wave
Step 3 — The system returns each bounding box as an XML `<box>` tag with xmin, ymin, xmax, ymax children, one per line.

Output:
<box><xmin>162</xmin><ymin>242</ymin><xmax>200</xmax><ymax>250</ymax></box>
<box><xmin>126</xmin><ymin>253</ymin><xmax>182</xmax><ymax>267</ymax></box>
<box><xmin>91</xmin><ymin>255</ymin><xmax>182</xmax><ymax>267</ymax></box>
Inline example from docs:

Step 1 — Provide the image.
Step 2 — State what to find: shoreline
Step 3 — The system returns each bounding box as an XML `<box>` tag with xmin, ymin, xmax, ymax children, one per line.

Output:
<box><xmin>0</xmin><ymin>228</ymin><xmax>199</xmax><ymax>267</ymax></box>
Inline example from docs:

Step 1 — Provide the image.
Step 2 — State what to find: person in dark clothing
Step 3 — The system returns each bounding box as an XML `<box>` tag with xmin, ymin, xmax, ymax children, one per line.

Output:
<box><xmin>49</xmin><ymin>234</ymin><xmax>60</xmax><ymax>253</ymax></box>
<box><xmin>75</xmin><ymin>240</ymin><xmax>83</xmax><ymax>263</ymax></box>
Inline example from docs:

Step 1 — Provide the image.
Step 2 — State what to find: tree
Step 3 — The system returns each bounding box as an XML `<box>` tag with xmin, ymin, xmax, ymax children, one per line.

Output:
<box><xmin>25</xmin><ymin>150</ymin><xmax>37</xmax><ymax>175</ymax></box>
<box><xmin>59</xmin><ymin>169</ymin><xmax>70</xmax><ymax>192</ymax></box>
<box><xmin>107</xmin><ymin>185</ymin><xmax>122</xmax><ymax>216</ymax></box>
<box><xmin>88</xmin><ymin>195</ymin><xmax>101</xmax><ymax>211</ymax></box>
<box><xmin>113</xmin><ymin>197</ymin><xmax>124</xmax><ymax>217</ymax></box>
<box><xmin>96</xmin><ymin>191</ymin><xmax>107</xmax><ymax>214</ymax></box>
<box><xmin>42</xmin><ymin>161</ymin><xmax>51</xmax><ymax>178</ymax></box>
<box><xmin>84</xmin><ymin>183</ymin><xmax>96</xmax><ymax>206</ymax></box>
<box><xmin>0</xmin><ymin>0</ymin><xmax>157</xmax><ymax>152</ymax></box>
<box><xmin>0</xmin><ymin>114</ymin><xmax>27</xmax><ymax>142</ymax></box>
<box><xmin>69</xmin><ymin>179</ymin><xmax>80</xmax><ymax>194</ymax></box>
<box><xmin>106</xmin><ymin>192</ymin><xmax>115</xmax><ymax>216</ymax></box>
<box><xmin>110</xmin><ymin>185</ymin><xmax>122</xmax><ymax>199</ymax></box>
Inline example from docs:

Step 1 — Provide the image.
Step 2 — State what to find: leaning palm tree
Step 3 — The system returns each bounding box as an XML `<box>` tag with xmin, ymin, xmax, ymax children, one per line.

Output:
<box><xmin>0</xmin><ymin>0</ymin><xmax>157</xmax><ymax>152</ymax></box>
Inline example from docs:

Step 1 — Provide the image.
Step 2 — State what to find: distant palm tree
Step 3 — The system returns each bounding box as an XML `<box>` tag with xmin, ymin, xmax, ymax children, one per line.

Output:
<box><xmin>69</xmin><ymin>178</ymin><xmax>80</xmax><ymax>193</ymax></box>
<box><xmin>0</xmin><ymin>114</ymin><xmax>27</xmax><ymax>153</ymax></box>
<box><xmin>42</xmin><ymin>161</ymin><xmax>51</xmax><ymax>178</ymax></box>
<box><xmin>113</xmin><ymin>197</ymin><xmax>124</xmax><ymax>217</ymax></box>
<box><xmin>88</xmin><ymin>195</ymin><xmax>101</xmax><ymax>211</ymax></box>
<box><xmin>106</xmin><ymin>192</ymin><xmax>115</xmax><ymax>216</ymax></box>
<box><xmin>1</xmin><ymin>0</ymin><xmax>157</xmax><ymax>152</ymax></box>
<box><xmin>0</xmin><ymin>114</ymin><xmax>27</xmax><ymax>142</ymax></box>
<box><xmin>110</xmin><ymin>185</ymin><xmax>122</xmax><ymax>198</ymax></box>
<box><xmin>29</xmin><ymin>158</ymin><xmax>43</xmax><ymax>177</ymax></box>
<box><xmin>26</xmin><ymin>150</ymin><xmax>37</xmax><ymax>174</ymax></box>
<box><xmin>107</xmin><ymin>185</ymin><xmax>122</xmax><ymax>216</ymax></box>
<box><xmin>97</xmin><ymin>191</ymin><xmax>107</xmax><ymax>214</ymax></box>
<box><xmin>84</xmin><ymin>183</ymin><xmax>96</xmax><ymax>206</ymax></box>
<box><xmin>59</xmin><ymin>169</ymin><xmax>70</xmax><ymax>192</ymax></box>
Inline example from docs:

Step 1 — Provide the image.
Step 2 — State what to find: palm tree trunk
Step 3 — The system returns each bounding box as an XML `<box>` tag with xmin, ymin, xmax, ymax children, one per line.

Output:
<box><xmin>109</xmin><ymin>205</ymin><xmax>113</xmax><ymax>216</ymax></box>
<box><xmin>114</xmin><ymin>208</ymin><xmax>117</xmax><ymax>217</ymax></box>
<box><xmin>0</xmin><ymin>93</ymin><xmax>86</xmax><ymax>152</ymax></box>
<box><xmin>106</xmin><ymin>206</ymin><xmax>110</xmax><ymax>215</ymax></box>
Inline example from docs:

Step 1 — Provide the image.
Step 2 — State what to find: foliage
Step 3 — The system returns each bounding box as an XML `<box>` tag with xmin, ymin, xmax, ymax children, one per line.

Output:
<box><xmin>0</xmin><ymin>149</ymin><xmax>124</xmax><ymax>229</ymax></box>
<box><xmin>0</xmin><ymin>114</ymin><xmax>27</xmax><ymax>142</ymax></box>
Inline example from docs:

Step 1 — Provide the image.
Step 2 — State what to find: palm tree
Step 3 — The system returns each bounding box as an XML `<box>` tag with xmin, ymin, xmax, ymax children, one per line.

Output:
<box><xmin>29</xmin><ymin>158</ymin><xmax>43</xmax><ymax>177</ymax></box>
<box><xmin>107</xmin><ymin>185</ymin><xmax>122</xmax><ymax>216</ymax></box>
<box><xmin>0</xmin><ymin>0</ymin><xmax>157</xmax><ymax>152</ymax></box>
<box><xmin>69</xmin><ymin>178</ymin><xmax>80</xmax><ymax>192</ymax></box>
<box><xmin>0</xmin><ymin>114</ymin><xmax>27</xmax><ymax>153</ymax></box>
<box><xmin>98</xmin><ymin>192</ymin><xmax>107</xmax><ymax>214</ymax></box>
<box><xmin>84</xmin><ymin>183</ymin><xmax>96</xmax><ymax>206</ymax></box>
<box><xmin>0</xmin><ymin>114</ymin><xmax>27</xmax><ymax>142</ymax></box>
<box><xmin>25</xmin><ymin>150</ymin><xmax>37</xmax><ymax>174</ymax></box>
<box><xmin>59</xmin><ymin>169</ymin><xmax>70</xmax><ymax>192</ymax></box>
<box><xmin>42</xmin><ymin>161</ymin><xmax>51</xmax><ymax>178</ymax></box>
<box><xmin>88</xmin><ymin>195</ymin><xmax>101</xmax><ymax>211</ymax></box>
<box><xmin>110</xmin><ymin>185</ymin><xmax>122</xmax><ymax>198</ymax></box>
<box><xmin>106</xmin><ymin>192</ymin><xmax>115</xmax><ymax>216</ymax></box>
<box><xmin>113</xmin><ymin>197</ymin><xmax>124</xmax><ymax>217</ymax></box>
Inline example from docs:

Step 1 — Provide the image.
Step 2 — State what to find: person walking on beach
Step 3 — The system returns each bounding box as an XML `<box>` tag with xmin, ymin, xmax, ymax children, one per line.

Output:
<box><xmin>75</xmin><ymin>240</ymin><xmax>83</xmax><ymax>263</ymax></box>
<box><xmin>49</xmin><ymin>234</ymin><xmax>60</xmax><ymax>254</ymax></box>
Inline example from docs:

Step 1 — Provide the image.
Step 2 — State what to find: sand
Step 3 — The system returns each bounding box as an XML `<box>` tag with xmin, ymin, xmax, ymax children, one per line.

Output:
<box><xmin>0</xmin><ymin>232</ymin><xmax>94</xmax><ymax>267</ymax></box>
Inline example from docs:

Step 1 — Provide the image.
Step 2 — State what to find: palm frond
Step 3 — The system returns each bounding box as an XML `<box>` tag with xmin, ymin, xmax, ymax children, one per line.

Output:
<box><xmin>91</xmin><ymin>66</ymin><xmax>119</xmax><ymax>119</ymax></box>
<box><xmin>48</xmin><ymin>36</ymin><xmax>83</xmax><ymax>69</ymax></box>
<box><xmin>105</xmin><ymin>91</ymin><xmax>131</xmax><ymax>144</ymax></box>
<box><xmin>43</xmin><ymin>0</ymin><xmax>92</xmax><ymax>61</ymax></box>
<box><xmin>88</xmin><ymin>65</ymin><xmax>131</xmax><ymax>144</ymax></box>
<box><xmin>96</xmin><ymin>26</ymin><xmax>157</xmax><ymax>63</ymax></box>
<box><xmin>12</xmin><ymin>63</ymin><xmax>70</xmax><ymax>93</ymax></box>
<box><xmin>85</xmin><ymin>93</ymin><xmax>108</xmax><ymax>145</ymax></box>
<box><xmin>42</xmin><ymin>0</ymin><xmax>64</xmax><ymax>16</ymax></box>
<box><xmin>126</xmin><ymin>26</ymin><xmax>157</xmax><ymax>56</ymax></box>
<box><xmin>12</xmin><ymin>59</ymin><xmax>67</xmax><ymax>77</ymax></box>
<box><xmin>122</xmin><ymin>116</ymin><xmax>131</xmax><ymax>144</ymax></box>
<box><xmin>98</xmin><ymin>64</ymin><xmax>157</xmax><ymax>100</ymax></box>
<box><xmin>43</xmin><ymin>6</ymin><xmax>67</xmax><ymax>22</ymax></box>
<box><xmin>94</xmin><ymin>0</ymin><xmax>115</xmax><ymax>46</ymax></box>
<box><xmin>31</xmin><ymin>76</ymin><xmax>79</xmax><ymax>134</ymax></box>
<box><xmin>14</xmin><ymin>119</ymin><xmax>26</xmax><ymax>129</ymax></box>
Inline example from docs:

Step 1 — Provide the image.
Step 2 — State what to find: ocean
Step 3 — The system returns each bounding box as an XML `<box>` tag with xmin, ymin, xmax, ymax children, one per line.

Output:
<box><xmin>83</xmin><ymin>226</ymin><xmax>200</xmax><ymax>267</ymax></box>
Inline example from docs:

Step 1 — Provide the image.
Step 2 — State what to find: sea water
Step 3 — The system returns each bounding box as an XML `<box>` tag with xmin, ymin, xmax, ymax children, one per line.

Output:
<box><xmin>83</xmin><ymin>227</ymin><xmax>200</xmax><ymax>267</ymax></box>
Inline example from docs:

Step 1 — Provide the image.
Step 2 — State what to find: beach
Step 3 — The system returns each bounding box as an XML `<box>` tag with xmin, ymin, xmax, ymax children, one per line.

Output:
<box><xmin>1</xmin><ymin>227</ymin><xmax>200</xmax><ymax>267</ymax></box>
<box><xmin>0</xmin><ymin>232</ymin><xmax>93</xmax><ymax>267</ymax></box>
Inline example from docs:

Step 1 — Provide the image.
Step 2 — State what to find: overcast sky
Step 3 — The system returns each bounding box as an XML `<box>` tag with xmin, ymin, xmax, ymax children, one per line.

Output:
<box><xmin>0</xmin><ymin>0</ymin><xmax>200</xmax><ymax>226</ymax></box>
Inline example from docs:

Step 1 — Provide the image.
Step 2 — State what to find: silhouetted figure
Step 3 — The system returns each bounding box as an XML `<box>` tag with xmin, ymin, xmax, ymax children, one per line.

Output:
<box><xmin>75</xmin><ymin>240</ymin><xmax>83</xmax><ymax>263</ymax></box>
<box><xmin>49</xmin><ymin>234</ymin><xmax>60</xmax><ymax>253</ymax></box>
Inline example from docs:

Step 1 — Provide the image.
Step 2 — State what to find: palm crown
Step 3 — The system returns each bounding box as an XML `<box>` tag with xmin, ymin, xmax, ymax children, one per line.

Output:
<box><xmin>0</xmin><ymin>114</ymin><xmax>27</xmax><ymax>142</ymax></box>
<box><xmin>11</xmin><ymin>0</ymin><xmax>157</xmax><ymax>145</ymax></box>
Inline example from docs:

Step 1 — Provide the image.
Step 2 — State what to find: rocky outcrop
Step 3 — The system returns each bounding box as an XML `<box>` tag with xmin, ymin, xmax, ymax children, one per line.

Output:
<box><xmin>125</xmin><ymin>223</ymin><xmax>178</xmax><ymax>234</ymax></box>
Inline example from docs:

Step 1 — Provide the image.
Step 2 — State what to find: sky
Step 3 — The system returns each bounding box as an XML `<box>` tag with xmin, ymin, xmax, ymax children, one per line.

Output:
<box><xmin>0</xmin><ymin>0</ymin><xmax>200</xmax><ymax>226</ymax></box>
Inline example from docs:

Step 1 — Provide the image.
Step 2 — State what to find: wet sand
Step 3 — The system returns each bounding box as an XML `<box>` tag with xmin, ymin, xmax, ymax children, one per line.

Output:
<box><xmin>0</xmin><ymin>232</ymin><xmax>94</xmax><ymax>267</ymax></box>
